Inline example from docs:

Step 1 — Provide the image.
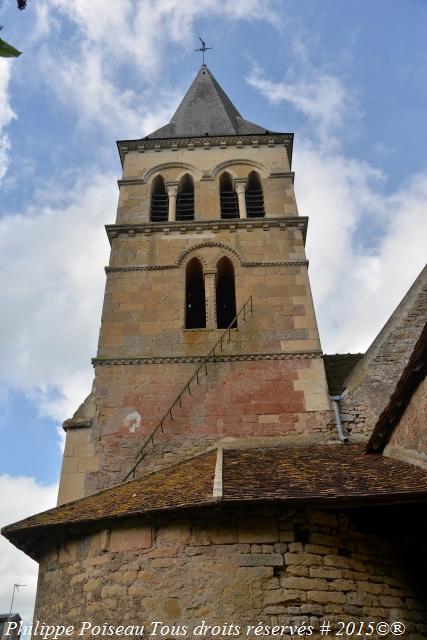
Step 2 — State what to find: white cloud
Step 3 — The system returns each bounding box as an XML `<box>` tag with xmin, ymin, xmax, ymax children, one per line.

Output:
<box><xmin>0</xmin><ymin>59</ymin><xmax>16</xmax><ymax>182</ymax></box>
<box><xmin>0</xmin><ymin>475</ymin><xmax>57</xmax><ymax>626</ymax></box>
<box><xmin>0</xmin><ymin>172</ymin><xmax>115</xmax><ymax>421</ymax></box>
<box><xmin>30</xmin><ymin>0</ymin><xmax>281</xmax><ymax>135</ymax></box>
<box><xmin>248</xmin><ymin>66</ymin><xmax>427</xmax><ymax>353</ymax></box>
<box><xmin>43</xmin><ymin>0</ymin><xmax>280</xmax><ymax>72</ymax></box>
<box><xmin>1</xmin><ymin>2</ymin><xmax>283</xmax><ymax>430</ymax></box>
<box><xmin>296</xmin><ymin>144</ymin><xmax>427</xmax><ymax>352</ymax></box>
<box><xmin>39</xmin><ymin>47</ymin><xmax>179</xmax><ymax>138</ymax></box>
<box><xmin>247</xmin><ymin>66</ymin><xmax>352</xmax><ymax>145</ymax></box>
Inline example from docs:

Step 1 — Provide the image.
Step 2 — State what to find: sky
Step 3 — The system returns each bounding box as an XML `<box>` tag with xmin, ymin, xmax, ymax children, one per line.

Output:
<box><xmin>0</xmin><ymin>0</ymin><xmax>426</xmax><ymax>624</ymax></box>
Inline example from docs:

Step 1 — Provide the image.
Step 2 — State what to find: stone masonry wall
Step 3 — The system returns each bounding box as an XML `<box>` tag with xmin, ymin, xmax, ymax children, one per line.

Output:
<box><xmin>118</xmin><ymin>143</ymin><xmax>296</xmax><ymax>224</ymax></box>
<box><xmin>340</xmin><ymin>266</ymin><xmax>427</xmax><ymax>438</ymax></box>
<box><xmin>100</xmin><ymin>231</ymin><xmax>318</xmax><ymax>359</ymax></box>
<box><xmin>385</xmin><ymin>376</ymin><xmax>427</xmax><ymax>469</ymax></box>
<box><xmin>87</xmin><ymin>357</ymin><xmax>332</xmax><ymax>492</ymax></box>
<box><xmin>34</xmin><ymin>507</ymin><xmax>427</xmax><ymax>639</ymax></box>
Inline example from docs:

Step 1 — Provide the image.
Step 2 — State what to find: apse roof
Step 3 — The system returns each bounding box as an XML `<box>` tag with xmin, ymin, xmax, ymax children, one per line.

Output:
<box><xmin>4</xmin><ymin>444</ymin><xmax>427</xmax><ymax>560</ymax></box>
<box><xmin>146</xmin><ymin>64</ymin><xmax>272</xmax><ymax>139</ymax></box>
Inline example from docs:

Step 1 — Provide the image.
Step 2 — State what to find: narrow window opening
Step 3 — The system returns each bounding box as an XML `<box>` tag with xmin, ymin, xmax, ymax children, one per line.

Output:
<box><xmin>216</xmin><ymin>257</ymin><xmax>237</xmax><ymax>329</ymax></box>
<box><xmin>219</xmin><ymin>172</ymin><xmax>239</xmax><ymax>219</ymax></box>
<box><xmin>245</xmin><ymin>171</ymin><xmax>265</xmax><ymax>218</ymax></box>
<box><xmin>185</xmin><ymin>258</ymin><xmax>206</xmax><ymax>329</ymax></box>
<box><xmin>177</xmin><ymin>174</ymin><xmax>195</xmax><ymax>221</ymax></box>
<box><xmin>150</xmin><ymin>175</ymin><xmax>168</xmax><ymax>222</ymax></box>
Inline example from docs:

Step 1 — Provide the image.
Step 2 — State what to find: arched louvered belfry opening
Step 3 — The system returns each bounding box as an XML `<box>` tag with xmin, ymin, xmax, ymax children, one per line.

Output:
<box><xmin>177</xmin><ymin>174</ymin><xmax>195</xmax><ymax>221</ymax></box>
<box><xmin>216</xmin><ymin>257</ymin><xmax>237</xmax><ymax>329</ymax></box>
<box><xmin>219</xmin><ymin>172</ymin><xmax>239</xmax><ymax>219</ymax></box>
<box><xmin>185</xmin><ymin>258</ymin><xmax>206</xmax><ymax>329</ymax></box>
<box><xmin>150</xmin><ymin>175</ymin><xmax>168</xmax><ymax>222</ymax></box>
<box><xmin>245</xmin><ymin>170</ymin><xmax>265</xmax><ymax>217</ymax></box>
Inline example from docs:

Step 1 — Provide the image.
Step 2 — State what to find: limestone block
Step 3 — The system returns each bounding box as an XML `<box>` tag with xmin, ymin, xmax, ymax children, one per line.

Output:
<box><xmin>238</xmin><ymin>554</ymin><xmax>283</xmax><ymax>567</ymax></box>
<box><xmin>156</xmin><ymin>520</ymin><xmax>191</xmax><ymax>545</ymax></box>
<box><xmin>77</xmin><ymin>455</ymin><xmax>100</xmax><ymax>473</ymax></box>
<box><xmin>307</xmin><ymin>590</ymin><xmax>346</xmax><ymax>604</ymax></box>
<box><xmin>263</xmin><ymin>589</ymin><xmax>306</xmax><ymax>605</ymax></box>
<box><xmin>58</xmin><ymin>541</ymin><xmax>77</xmax><ymax>564</ymax></box>
<box><xmin>192</xmin><ymin>520</ymin><xmax>238</xmax><ymax>545</ymax></box>
<box><xmin>110</xmin><ymin>526</ymin><xmax>153</xmax><ymax>552</ymax></box>
<box><xmin>309</xmin><ymin>567</ymin><xmax>342</xmax><ymax>580</ymax></box>
<box><xmin>238</xmin><ymin>518</ymin><xmax>279</xmax><ymax>543</ymax></box>
<box><xmin>100</xmin><ymin>584</ymin><xmax>126</xmax><ymax>598</ymax></box>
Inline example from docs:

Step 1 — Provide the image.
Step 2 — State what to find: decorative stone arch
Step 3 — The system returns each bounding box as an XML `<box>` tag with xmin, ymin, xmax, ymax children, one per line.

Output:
<box><xmin>150</xmin><ymin>175</ymin><xmax>168</xmax><ymax>222</ymax></box>
<box><xmin>179</xmin><ymin>244</ymin><xmax>241</xmax><ymax>329</ymax></box>
<box><xmin>246</xmin><ymin>169</ymin><xmax>265</xmax><ymax>218</ymax></box>
<box><xmin>143</xmin><ymin>162</ymin><xmax>202</xmax><ymax>184</ymax></box>
<box><xmin>176</xmin><ymin>173</ymin><xmax>195</xmax><ymax>221</ymax></box>
<box><xmin>181</xmin><ymin>252</ymin><xmax>209</xmax><ymax>271</ymax></box>
<box><xmin>184</xmin><ymin>257</ymin><xmax>206</xmax><ymax>329</ymax></box>
<box><xmin>216</xmin><ymin>256</ymin><xmax>237</xmax><ymax>329</ymax></box>
<box><xmin>177</xmin><ymin>242</ymin><xmax>244</xmax><ymax>269</ymax></box>
<box><xmin>211</xmin><ymin>159</ymin><xmax>269</xmax><ymax>180</ymax></box>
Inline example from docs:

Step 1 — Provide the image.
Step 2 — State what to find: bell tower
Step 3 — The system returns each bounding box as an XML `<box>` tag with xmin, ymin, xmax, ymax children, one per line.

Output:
<box><xmin>58</xmin><ymin>64</ymin><xmax>332</xmax><ymax>503</ymax></box>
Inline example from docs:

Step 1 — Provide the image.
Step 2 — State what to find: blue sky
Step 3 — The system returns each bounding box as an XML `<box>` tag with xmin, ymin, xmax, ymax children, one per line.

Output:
<box><xmin>0</xmin><ymin>0</ymin><xmax>426</xmax><ymax>622</ymax></box>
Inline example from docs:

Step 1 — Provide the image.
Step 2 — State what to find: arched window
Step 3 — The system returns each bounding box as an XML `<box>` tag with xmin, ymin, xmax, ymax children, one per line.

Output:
<box><xmin>177</xmin><ymin>174</ymin><xmax>194</xmax><ymax>221</ymax></box>
<box><xmin>150</xmin><ymin>175</ymin><xmax>168</xmax><ymax>222</ymax></box>
<box><xmin>219</xmin><ymin>172</ymin><xmax>238</xmax><ymax>219</ymax></box>
<box><xmin>185</xmin><ymin>258</ymin><xmax>206</xmax><ymax>329</ymax></box>
<box><xmin>245</xmin><ymin>171</ymin><xmax>265</xmax><ymax>218</ymax></box>
<box><xmin>216</xmin><ymin>257</ymin><xmax>237</xmax><ymax>329</ymax></box>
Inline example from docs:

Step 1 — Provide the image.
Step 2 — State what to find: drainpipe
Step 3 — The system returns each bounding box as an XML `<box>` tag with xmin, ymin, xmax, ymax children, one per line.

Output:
<box><xmin>330</xmin><ymin>394</ymin><xmax>348</xmax><ymax>443</ymax></box>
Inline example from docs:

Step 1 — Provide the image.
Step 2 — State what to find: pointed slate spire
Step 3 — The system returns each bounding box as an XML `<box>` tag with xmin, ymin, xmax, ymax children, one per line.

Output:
<box><xmin>146</xmin><ymin>65</ymin><xmax>270</xmax><ymax>139</ymax></box>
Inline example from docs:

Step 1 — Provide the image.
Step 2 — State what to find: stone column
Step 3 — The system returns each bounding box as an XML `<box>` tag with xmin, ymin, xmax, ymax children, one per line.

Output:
<box><xmin>204</xmin><ymin>270</ymin><xmax>217</xmax><ymax>329</ymax></box>
<box><xmin>234</xmin><ymin>180</ymin><xmax>247</xmax><ymax>219</ymax></box>
<box><xmin>166</xmin><ymin>183</ymin><xmax>179</xmax><ymax>222</ymax></box>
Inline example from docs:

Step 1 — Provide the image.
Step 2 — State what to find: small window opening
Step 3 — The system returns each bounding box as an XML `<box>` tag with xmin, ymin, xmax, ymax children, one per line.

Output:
<box><xmin>216</xmin><ymin>257</ymin><xmax>237</xmax><ymax>329</ymax></box>
<box><xmin>219</xmin><ymin>172</ymin><xmax>239</xmax><ymax>219</ymax></box>
<box><xmin>245</xmin><ymin>171</ymin><xmax>265</xmax><ymax>218</ymax></box>
<box><xmin>177</xmin><ymin>174</ymin><xmax>195</xmax><ymax>221</ymax></box>
<box><xmin>150</xmin><ymin>175</ymin><xmax>168</xmax><ymax>222</ymax></box>
<box><xmin>185</xmin><ymin>258</ymin><xmax>206</xmax><ymax>329</ymax></box>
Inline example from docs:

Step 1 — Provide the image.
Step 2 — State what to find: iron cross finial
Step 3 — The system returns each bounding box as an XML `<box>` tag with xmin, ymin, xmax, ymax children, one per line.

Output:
<box><xmin>194</xmin><ymin>37</ymin><xmax>212</xmax><ymax>65</ymax></box>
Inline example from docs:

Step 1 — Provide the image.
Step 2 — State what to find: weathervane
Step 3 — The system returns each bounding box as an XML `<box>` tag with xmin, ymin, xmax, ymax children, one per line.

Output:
<box><xmin>194</xmin><ymin>37</ymin><xmax>212</xmax><ymax>65</ymax></box>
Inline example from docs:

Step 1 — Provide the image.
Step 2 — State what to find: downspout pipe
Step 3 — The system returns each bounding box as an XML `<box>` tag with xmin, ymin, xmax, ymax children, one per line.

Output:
<box><xmin>330</xmin><ymin>394</ymin><xmax>349</xmax><ymax>443</ymax></box>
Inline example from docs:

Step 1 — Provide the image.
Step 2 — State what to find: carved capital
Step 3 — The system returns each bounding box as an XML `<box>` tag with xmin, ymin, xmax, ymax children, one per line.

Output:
<box><xmin>166</xmin><ymin>182</ymin><xmax>179</xmax><ymax>198</ymax></box>
<box><xmin>234</xmin><ymin>180</ymin><xmax>247</xmax><ymax>194</ymax></box>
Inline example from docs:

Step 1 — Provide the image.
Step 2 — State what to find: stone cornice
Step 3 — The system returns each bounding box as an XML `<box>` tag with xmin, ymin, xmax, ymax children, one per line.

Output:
<box><xmin>105</xmin><ymin>260</ymin><xmax>309</xmax><ymax>274</ymax></box>
<box><xmin>116</xmin><ymin>133</ymin><xmax>294</xmax><ymax>167</ymax></box>
<box><xmin>117</xmin><ymin>171</ymin><xmax>295</xmax><ymax>188</ymax></box>
<box><xmin>106</xmin><ymin>216</ymin><xmax>308</xmax><ymax>244</ymax></box>
<box><xmin>92</xmin><ymin>351</ymin><xmax>323</xmax><ymax>367</ymax></box>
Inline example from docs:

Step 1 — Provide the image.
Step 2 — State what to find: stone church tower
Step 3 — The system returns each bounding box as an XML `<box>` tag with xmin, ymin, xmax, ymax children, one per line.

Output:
<box><xmin>3</xmin><ymin>64</ymin><xmax>427</xmax><ymax>637</ymax></box>
<box><xmin>58</xmin><ymin>63</ymin><xmax>332</xmax><ymax>503</ymax></box>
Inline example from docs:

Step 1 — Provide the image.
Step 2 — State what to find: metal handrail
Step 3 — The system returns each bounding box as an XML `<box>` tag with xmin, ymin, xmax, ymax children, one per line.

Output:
<box><xmin>122</xmin><ymin>295</ymin><xmax>253</xmax><ymax>481</ymax></box>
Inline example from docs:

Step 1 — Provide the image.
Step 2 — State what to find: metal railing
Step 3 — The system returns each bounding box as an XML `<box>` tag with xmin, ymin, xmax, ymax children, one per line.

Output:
<box><xmin>122</xmin><ymin>295</ymin><xmax>253</xmax><ymax>481</ymax></box>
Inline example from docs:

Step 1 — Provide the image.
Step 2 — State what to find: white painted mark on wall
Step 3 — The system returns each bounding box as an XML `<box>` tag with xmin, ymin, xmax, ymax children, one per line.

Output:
<box><xmin>125</xmin><ymin>410</ymin><xmax>142</xmax><ymax>433</ymax></box>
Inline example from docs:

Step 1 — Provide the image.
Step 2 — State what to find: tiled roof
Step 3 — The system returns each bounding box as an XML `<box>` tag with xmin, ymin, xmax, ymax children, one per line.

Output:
<box><xmin>222</xmin><ymin>445</ymin><xmax>427</xmax><ymax>503</ymax></box>
<box><xmin>3</xmin><ymin>445</ymin><xmax>427</xmax><ymax>559</ymax></box>
<box><xmin>146</xmin><ymin>65</ymin><xmax>271</xmax><ymax>139</ymax></box>
<box><xmin>323</xmin><ymin>353</ymin><xmax>364</xmax><ymax>395</ymax></box>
